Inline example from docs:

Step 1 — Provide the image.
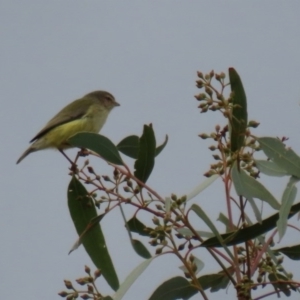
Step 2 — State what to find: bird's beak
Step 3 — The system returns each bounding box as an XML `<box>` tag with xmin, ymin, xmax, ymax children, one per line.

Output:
<box><xmin>114</xmin><ymin>101</ymin><xmax>120</xmax><ymax>107</ymax></box>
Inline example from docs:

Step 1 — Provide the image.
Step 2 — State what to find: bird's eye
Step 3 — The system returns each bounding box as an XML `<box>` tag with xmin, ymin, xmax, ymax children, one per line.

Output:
<box><xmin>106</xmin><ymin>96</ymin><xmax>112</xmax><ymax>102</ymax></box>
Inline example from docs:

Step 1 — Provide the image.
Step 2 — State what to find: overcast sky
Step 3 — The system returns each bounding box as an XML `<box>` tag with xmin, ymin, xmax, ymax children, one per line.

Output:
<box><xmin>2</xmin><ymin>2</ymin><xmax>300</xmax><ymax>300</ymax></box>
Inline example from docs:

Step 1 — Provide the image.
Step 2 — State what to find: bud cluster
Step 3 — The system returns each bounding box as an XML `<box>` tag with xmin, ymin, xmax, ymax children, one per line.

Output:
<box><xmin>195</xmin><ymin>70</ymin><xmax>229</xmax><ymax>114</ymax></box>
<box><xmin>59</xmin><ymin>266</ymin><xmax>102</xmax><ymax>299</ymax></box>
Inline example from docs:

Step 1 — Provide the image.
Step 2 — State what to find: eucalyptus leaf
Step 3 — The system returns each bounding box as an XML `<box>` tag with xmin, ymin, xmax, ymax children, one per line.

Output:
<box><xmin>126</xmin><ymin>217</ymin><xmax>151</xmax><ymax>237</ymax></box>
<box><xmin>155</xmin><ymin>135</ymin><xmax>168</xmax><ymax>156</ymax></box>
<box><xmin>149</xmin><ymin>276</ymin><xmax>198</xmax><ymax>300</ymax></box>
<box><xmin>117</xmin><ymin>134</ymin><xmax>168</xmax><ymax>159</ymax></box>
<box><xmin>131</xmin><ymin>239</ymin><xmax>151</xmax><ymax>259</ymax></box>
<box><xmin>68</xmin><ymin>177</ymin><xmax>119</xmax><ymax>290</ymax></box>
<box><xmin>277</xmin><ymin>176</ymin><xmax>299</xmax><ymax>240</ymax></box>
<box><xmin>274</xmin><ymin>245</ymin><xmax>300</xmax><ymax>260</ymax></box>
<box><xmin>247</xmin><ymin>197</ymin><xmax>262</xmax><ymax>223</ymax></box>
<box><xmin>114</xmin><ymin>258</ymin><xmax>154</xmax><ymax>300</ymax></box>
<box><xmin>117</xmin><ymin>135</ymin><xmax>139</xmax><ymax>158</ymax></box>
<box><xmin>229</xmin><ymin>68</ymin><xmax>248</xmax><ymax>152</ymax></box>
<box><xmin>217</xmin><ymin>213</ymin><xmax>236</xmax><ymax>232</ymax></box>
<box><xmin>177</xmin><ymin>228</ymin><xmax>214</xmax><ymax>239</ymax></box>
<box><xmin>186</xmin><ymin>174</ymin><xmax>219</xmax><ymax>201</ymax></box>
<box><xmin>198</xmin><ymin>271</ymin><xmax>231</xmax><ymax>292</ymax></box>
<box><xmin>258</xmin><ymin>137</ymin><xmax>300</xmax><ymax>178</ymax></box>
<box><xmin>255</xmin><ymin>160</ymin><xmax>288</xmax><ymax>177</ymax></box>
<box><xmin>201</xmin><ymin>202</ymin><xmax>300</xmax><ymax>247</ymax></box>
<box><xmin>69</xmin><ymin>132</ymin><xmax>123</xmax><ymax>165</ymax></box>
<box><xmin>231</xmin><ymin>162</ymin><xmax>280</xmax><ymax>210</ymax></box>
<box><xmin>191</xmin><ymin>204</ymin><xmax>234</xmax><ymax>260</ymax></box>
<box><xmin>134</xmin><ymin>124</ymin><xmax>156</xmax><ymax>183</ymax></box>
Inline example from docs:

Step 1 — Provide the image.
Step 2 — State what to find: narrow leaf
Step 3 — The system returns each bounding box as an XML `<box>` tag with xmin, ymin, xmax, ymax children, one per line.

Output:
<box><xmin>201</xmin><ymin>202</ymin><xmax>300</xmax><ymax>247</ymax></box>
<box><xmin>131</xmin><ymin>239</ymin><xmax>151</xmax><ymax>259</ymax></box>
<box><xmin>126</xmin><ymin>217</ymin><xmax>151</xmax><ymax>237</ymax></box>
<box><xmin>247</xmin><ymin>197</ymin><xmax>262</xmax><ymax>223</ymax></box>
<box><xmin>117</xmin><ymin>135</ymin><xmax>139</xmax><ymax>159</ymax></box>
<box><xmin>155</xmin><ymin>135</ymin><xmax>168</xmax><ymax>156</ymax></box>
<box><xmin>229</xmin><ymin>68</ymin><xmax>248</xmax><ymax>152</ymax></box>
<box><xmin>232</xmin><ymin>162</ymin><xmax>280</xmax><ymax>210</ymax></box>
<box><xmin>255</xmin><ymin>160</ymin><xmax>288</xmax><ymax>177</ymax></box>
<box><xmin>191</xmin><ymin>204</ymin><xmax>234</xmax><ymax>260</ymax></box>
<box><xmin>149</xmin><ymin>276</ymin><xmax>198</xmax><ymax>300</ymax></box>
<box><xmin>117</xmin><ymin>134</ymin><xmax>168</xmax><ymax>159</ymax></box>
<box><xmin>149</xmin><ymin>270</ymin><xmax>232</xmax><ymax>300</ymax></box>
<box><xmin>258</xmin><ymin>137</ymin><xmax>300</xmax><ymax>178</ymax></box>
<box><xmin>134</xmin><ymin>125</ymin><xmax>156</xmax><ymax>183</ymax></box>
<box><xmin>69</xmin><ymin>214</ymin><xmax>105</xmax><ymax>254</ymax></box>
<box><xmin>274</xmin><ymin>245</ymin><xmax>300</xmax><ymax>260</ymax></box>
<box><xmin>217</xmin><ymin>213</ymin><xmax>236</xmax><ymax>232</ymax></box>
<box><xmin>68</xmin><ymin>177</ymin><xmax>119</xmax><ymax>290</ymax></box>
<box><xmin>186</xmin><ymin>174</ymin><xmax>219</xmax><ymax>201</ymax></box>
<box><xmin>114</xmin><ymin>258</ymin><xmax>154</xmax><ymax>300</ymax></box>
<box><xmin>69</xmin><ymin>132</ymin><xmax>123</xmax><ymax>165</ymax></box>
<box><xmin>277</xmin><ymin>177</ymin><xmax>299</xmax><ymax>240</ymax></box>
<box><xmin>177</xmin><ymin>228</ymin><xmax>214</xmax><ymax>239</ymax></box>
<box><xmin>198</xmin><ymin>270</ymin><xmax>232</xmax><ymax>292</ymax></box>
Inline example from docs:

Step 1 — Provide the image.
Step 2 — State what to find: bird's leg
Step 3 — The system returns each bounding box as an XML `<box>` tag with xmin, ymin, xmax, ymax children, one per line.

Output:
<box><xmin>58</xmin><ymin>149</ymin><xmax>77</xmax><ymax>172</ymax></box>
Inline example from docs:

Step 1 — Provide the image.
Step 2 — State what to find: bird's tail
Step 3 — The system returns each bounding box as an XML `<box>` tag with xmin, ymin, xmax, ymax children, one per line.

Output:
<box><xmin>16</xmin><ymin>146</ymin><xmax>37</xmax><ymax>164</ymax></box>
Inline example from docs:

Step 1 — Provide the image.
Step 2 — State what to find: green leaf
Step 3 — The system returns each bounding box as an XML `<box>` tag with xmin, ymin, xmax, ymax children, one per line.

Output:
<box><xmin>255</xmin><ymin>160</ymin><xmax>288</xmax><ymax>177</ymax></box>
<box><xmin>201</xmin><ymin>202</ymin><xmax>300</xmax><ymax>247</ymax></box>
<box><xmin>247</xmin><ymin>196</ymin><xmax>262</xmax><ymax>223</ymax></box>
<box><xmin>198</xmin><ymin>270</ymin><xmax>231</xmax><ymax>292</ymax></box>
<box><xmin>126</xmin><ymin>217</ymin><xmax>151</xmax><ymax>237</ymax></box>
<box><xmin>117</xmin><ymin>135</ymin><xmax>139</xmax><ymax>159</ymax></box>
<box><xmin>149</xmin><ymin>276</ymin><xmax>198</xmax><ymax>300</ymax></box>
<box><xmin>114</xmin><ymin>258</ymin><xmax>154</xmax><ymax>300</ymax></box>
<box><xmin>277</xmin><ymin>177</ymin><xmax>299</xmax><ymax>240</ymax></box>
<box><xmin>117</xmin><ymin>134</ymin><xmax>168</xmax><ymax>159</ymax></box>
<box><xmin>231</xmin><ymin>162</ymin><xmax>280</xmax><ymax>210</ymax></box>
<box><xmin>217</xmin><ymin>213</ymin><xmax>237</xmax><ymax>232</ymax></box>
<box><xmin>68</xmin><ymin>177</ymin><xmax>119</xmax><ymax>290</ymax></box>
<box><xmin>258</xmin><ymin>137</ymin><xmax>300</xmax><ymax>178</ymax></box>
<box><xmin>131</xmin><ymin>239</ymin><xmax>151</xmax><ymax>259</ymax></box>
<box><xmin>274</xmin><ymin>245</ymin><xmax>300</xmax><ymax>260</ymax></box>
<box><xmin>155</xmin><ymin>135</ymin><xmax>168</xmax><ymax>156</ymax></box>
<box><xmin>69</xmin><ymin>132</ymin><xmax>123</xmax><ymax>165</ymax></box>
<box><xmin>229</xmin><ymin>68</ymin><xmax>248</xmax><ymax>152</ymax></box>
<box><xmin>177</xmin><ymin>228</ymin><xmax>214</xmax><ymax>239</ymax></box>
<box><xmin>68</xmin><ymin>214</ymin><xmax>105</xmax><ymax>254</ymax></box>
<box><xmin>134</xmin><ymin>124</ymin><xmax>156</xmax><ymax>183</ymax></box>
<box><xmin>149</xmin><ymin>270</ymin><xmax>232</xmax><ymax>299</ymax></box>
<box><xmin>186</xmin><ymin>174</ymin><xmax>219</xmax><ymax>201</ymax></box>
<box><xmin>191</xmin><ymin>204</ymin><xmax>234</xmax><ymax>260</ymax></box>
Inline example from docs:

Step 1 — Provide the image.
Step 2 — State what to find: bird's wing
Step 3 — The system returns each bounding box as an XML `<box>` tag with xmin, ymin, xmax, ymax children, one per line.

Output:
<box><xmin>29</xmin><ymin>99</ymin><xmax>86</xmax><ymax>143</ymax></box>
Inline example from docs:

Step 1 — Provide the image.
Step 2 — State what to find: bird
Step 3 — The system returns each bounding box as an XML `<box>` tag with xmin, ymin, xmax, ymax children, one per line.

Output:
<box><xmin>16</xmin><ymin>90</ymin><xmax>120</xmax><ymax>164</ymax></box>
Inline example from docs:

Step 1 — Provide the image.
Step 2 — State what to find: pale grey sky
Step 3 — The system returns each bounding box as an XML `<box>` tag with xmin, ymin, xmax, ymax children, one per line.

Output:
<box><xmin>1</xmin><ymin>2</ymin><xmax>300</xmax><ymax>300</ymax></box>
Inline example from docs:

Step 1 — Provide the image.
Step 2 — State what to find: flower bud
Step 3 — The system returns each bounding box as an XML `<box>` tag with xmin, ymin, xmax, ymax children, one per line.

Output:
<box><xmin>197</xmin><ymin>71</ymin><xmax>204</xmax><ymax>79</ymax></box>
<box><xmin>248</xmin><ymin>120</ymin><xmax>260</xmax><ymax>128</ymax></box>
<box><xmin>64</xmin><ymin>280</ymin><xmax>73</xmax><ymax>290</ymax></box>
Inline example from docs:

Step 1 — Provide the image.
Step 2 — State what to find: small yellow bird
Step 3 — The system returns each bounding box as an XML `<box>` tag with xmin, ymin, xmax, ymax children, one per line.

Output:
<box><xmin>16</xmin><ymin>90</ymin><xmax>120</xmax><ymax>164</ymax></box>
